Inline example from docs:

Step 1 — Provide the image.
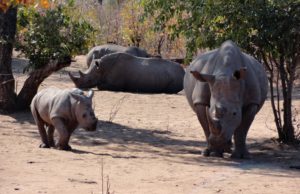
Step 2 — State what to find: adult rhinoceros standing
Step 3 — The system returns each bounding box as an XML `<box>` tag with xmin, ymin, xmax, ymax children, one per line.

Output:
<box><xmin>69</xmin><ymin>52</ymin><xmax>185</xmax><ymax>94</ymax></box>
<box><xmin>86</xmin><ymin>44</ymin><xmax>151</xmax><ymax>67</ymax></box>
<box><xmin>184</xmin><ymin>40</ymin><xmax>268</xmax><ymax>159</ymax></box>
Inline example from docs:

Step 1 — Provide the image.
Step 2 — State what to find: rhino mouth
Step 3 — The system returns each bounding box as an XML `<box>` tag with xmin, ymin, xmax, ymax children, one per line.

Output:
<box><xmin>85</xmin><ymin>120</ymin><xmax>98</xmax><ymax>131</ymax></box>
<box><xmin>68</xmin><ymin>71</ymin><xmax>97</xmax><ymax>89</ymax></box>
<box><xmin>208</xmin><ymin>133</ymin><xmax>232</xmax><ymax>153</ymax></box>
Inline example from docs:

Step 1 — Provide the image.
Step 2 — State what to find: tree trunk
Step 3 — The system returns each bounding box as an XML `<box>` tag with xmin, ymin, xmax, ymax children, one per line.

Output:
<box><xmin>16</xmin><ymin>57</ymin><xmax>72</xmax><ymax>110</ymax></box>
<box><xmin>0</xmin><ymin>7</ymin><xmax>17</xmax><ymax>113</ymax></box>
<box><xmin>277</xmin><ymin>53</ymin><xmax>295</xmax><ymax>143</ymax></box>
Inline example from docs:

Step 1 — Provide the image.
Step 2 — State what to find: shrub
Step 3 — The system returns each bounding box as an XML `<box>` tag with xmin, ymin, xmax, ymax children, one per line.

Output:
<box><xmin>15</xmin><ymin>2</ymin><xmax>95</xmax><ymax>72</ymax></box>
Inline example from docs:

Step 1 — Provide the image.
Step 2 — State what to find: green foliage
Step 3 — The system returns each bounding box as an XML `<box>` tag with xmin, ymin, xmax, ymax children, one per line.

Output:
<box><xmin>15</xmin><ymin>2</ymin><xmax>95</xmax><ymax>72</ymax></box>
<box><xmin>143</xmin><ymin>0</ymin><xmax>300</xmax><ymax>62</ymax></box>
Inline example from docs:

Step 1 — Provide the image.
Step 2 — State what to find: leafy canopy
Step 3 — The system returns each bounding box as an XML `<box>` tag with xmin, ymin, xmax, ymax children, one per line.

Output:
<box><xmin>15</xmin><ymin>1</ymin><xmax>95</xmax><ymax>72</ymax></box>
<box><xmin>143</xmin><ymin>0</ymin><xmax>300</xmax><ymax>62</ymax></box>
<box><xmin>0</xmin><ymin>0</ymin><xmax>50</xmax><ymax>12</ymax></box>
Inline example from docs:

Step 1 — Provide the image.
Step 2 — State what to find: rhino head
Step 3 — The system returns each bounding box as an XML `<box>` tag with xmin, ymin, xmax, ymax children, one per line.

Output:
<box><xmin>191</xmin><ymin>67</ymin><xmax>247</xmax><ymax>151</ymax></box>
<box><xmin>70</xmin><ymin>90</ymin><xmax>98</xmax><ymax>131</ymax></box>
<box><xmin>69</xmin><ymin>59</ymin><xmax>102</xmax><ymax>89</ymax></box>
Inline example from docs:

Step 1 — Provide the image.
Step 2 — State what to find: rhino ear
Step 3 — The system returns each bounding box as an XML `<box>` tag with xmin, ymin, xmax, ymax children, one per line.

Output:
<box><xmin>87</xmin><ymin>89</ymin><xmax>94</xmax><ymax>99</ymax></box>
<box><xmin>190</xmin><ymin>71</ymin><xmax>215</xmax><ymax>83</ymax></box>
<box><xmin>233</xmin><ymin>67</ymin><xmax>247</xmax><ymax>80</ymax></box>
<box><xmin>70</xmin><ymin>92</ymin><xmax>83</xmax><ymax>102</ymax></box>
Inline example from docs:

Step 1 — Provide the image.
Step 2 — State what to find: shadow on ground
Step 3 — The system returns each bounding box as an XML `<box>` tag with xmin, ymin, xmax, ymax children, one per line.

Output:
<box><xmin>7</xmin><ymin>110</ymin><xmax>300</xmax><ymax>173</ymax></box>
<box><xmin>72</xmin><ymin>120</ymin><xmax>205</xmax><ymax>158</ymax></box>
<box><xmin>71</xmin><ymin>120</ymin><xmax>300</xmax><ymax>173</ymax></box>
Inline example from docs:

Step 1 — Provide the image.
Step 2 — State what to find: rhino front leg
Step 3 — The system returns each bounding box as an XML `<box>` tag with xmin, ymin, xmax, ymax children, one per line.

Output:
<box><xmin>51</xmin><ymin>118</ymin><xmax>72</xmax><ymax>151</ymax></box>
<box><xmin>232</xmin><ymin>104</ymin><xmax>258</xmax><ymax>159</ymax></box>
<box><xmin>194</xmin><ymin>104</ymin><xmax>211</xmax><ymax>156</ymax></box>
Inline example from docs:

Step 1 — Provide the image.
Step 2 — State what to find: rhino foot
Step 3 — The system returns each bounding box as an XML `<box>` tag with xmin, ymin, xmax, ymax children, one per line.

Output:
<box><xmin>48</xmin><ymin>140</ymin><xmax>55</xmax><ymax>147</ymax></box>
<box><xmin>231</xmin><ymin>149</ymin><xmax>251</xmax><ymax>159</ymax></box>
<box><xmin>203</xmin><ymin>148</ymin><xmax>210</xmax><ymax>157</ymax></box>
<box><xmin>39</xmin><ymin>143</ymin><xmax>50</xmax><ymax>148</ymax></box>
<box><xmin>56</xmin><ymin>144</ymin><xmax>72</xmax><ymax>151</ymax></box>
<box><xmin>203</xmin><ymin>148</ymin><xmax>224</xmax><ymax>157</ymax></box>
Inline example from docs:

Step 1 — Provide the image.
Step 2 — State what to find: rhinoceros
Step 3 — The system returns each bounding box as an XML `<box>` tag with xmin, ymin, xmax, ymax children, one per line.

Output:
<box><xmin>30</xmin><ymin>87</ymin><xmax>98</xmax><ymax>150</ymax></box>
<box><xmin>184</xmin><ymin>40</ymin><xmax>268</xmax><ymax>158</ymax></box>
<box><xmin>86</xmin><ymin>44</ymin><xmax>151</xmax><ymax>67</ymax></box>
<box><xmin>69</xmin><ymin>52</ymin><xmax>185</xmax><ymax>94</ymax></box>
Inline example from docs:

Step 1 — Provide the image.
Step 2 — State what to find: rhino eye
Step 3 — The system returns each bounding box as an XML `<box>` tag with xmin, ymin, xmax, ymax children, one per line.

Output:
<box><xmin>82</xmin><ymin>113</ymin><xmax>87</xmax><ymax>118</ymax></box>
<box><xmin>233</xmin><ymin>112</ymin><xmax>237</xmax><ymax>116</ymax></box>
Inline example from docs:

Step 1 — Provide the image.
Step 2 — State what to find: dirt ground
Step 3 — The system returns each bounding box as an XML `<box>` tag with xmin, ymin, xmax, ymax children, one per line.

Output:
<box><xmin>1</xmin><ymin>55</ymin><xmax>300</xmax><ymax>194</ymax></box>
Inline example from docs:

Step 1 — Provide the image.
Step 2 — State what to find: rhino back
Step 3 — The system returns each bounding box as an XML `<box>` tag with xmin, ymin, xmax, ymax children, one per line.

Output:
<box><xmin>100</xmin><ymin>53</ymin><xmax>184</xmax><ymax>93</ymax></box>
<box><xmin>86</xmin><ymin>44</ymin><xmax>127</xmax><ymax>66</ymax></box>
<box><xmin>31</xmin><ymin>88</ymin><xmax>77</xmax><ymax>125</ymax></box>
<box><xmin>125</xmin><ymin>46</ymin><xmax>150</xmax><ymax>58</ymax></box>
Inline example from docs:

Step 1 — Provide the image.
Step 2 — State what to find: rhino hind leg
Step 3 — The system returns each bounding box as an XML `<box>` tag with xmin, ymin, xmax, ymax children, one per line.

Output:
<box><xmin>51</xmin><ymin>118</ymin><xmax>72</xmax><ymax>151</ymax></box>
<box><xmin>47</xmin><ymin>125</ymin><xmax>55</xmax><ymax>147</ymax></box>
<box><xmin>32</xmin><ymin>108</ymin><xmax>50</xmax><ymax>148</ymax></box>
<box><xmin>231</xmin><ymin>104</ymin><xmax>259</xmax><ymax>159</ymax></box>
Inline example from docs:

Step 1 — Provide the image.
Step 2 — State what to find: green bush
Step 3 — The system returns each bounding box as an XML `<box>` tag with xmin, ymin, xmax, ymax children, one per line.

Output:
<box><xmin>16</xmin><ymin>2</ymin><xmax>95</xmax><ymax>72</ymax></box>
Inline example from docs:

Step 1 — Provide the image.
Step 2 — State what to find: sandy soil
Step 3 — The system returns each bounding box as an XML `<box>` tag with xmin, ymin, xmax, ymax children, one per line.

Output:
<box><xmin>0</xmin><ymin>55</ymin><xmax>300</xmax><ymax>194</ymax></box>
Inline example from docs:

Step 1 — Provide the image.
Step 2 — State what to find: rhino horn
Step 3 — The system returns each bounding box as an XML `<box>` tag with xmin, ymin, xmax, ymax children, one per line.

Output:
<box><xmin>78</xmin><ymin>70</ymin><xmax>85</xmax><ymax>78</ymax></box>
<box><xmin>68</xmin><ymin>72</ymin><xmax>81</xmax><ymax>86</ymax></box>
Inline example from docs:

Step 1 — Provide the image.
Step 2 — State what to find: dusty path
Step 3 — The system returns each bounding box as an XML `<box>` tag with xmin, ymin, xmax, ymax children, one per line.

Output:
<box><xmin>0</xmin><ymin>56</ymin><xmax>299</xmax><ymax>194</ymax></box>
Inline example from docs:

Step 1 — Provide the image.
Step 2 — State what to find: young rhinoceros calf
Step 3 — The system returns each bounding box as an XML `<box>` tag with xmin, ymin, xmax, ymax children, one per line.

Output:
<box><xmin>30</xmin><ymin>87</ymin><xmax>98</xmax><ymax>150</ymax></box>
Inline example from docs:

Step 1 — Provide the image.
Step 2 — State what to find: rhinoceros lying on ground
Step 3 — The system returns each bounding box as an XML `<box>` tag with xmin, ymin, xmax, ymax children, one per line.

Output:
<box><xmin>86</xmin><ymin>44</ymin><xmax>151</xmax><ymax>67</ymax></box>
<box><xmin>69</xmin><ymin>52</ymin><xmax>185</xmax><ymax>94</ymax></box>
<box><xmin>30</xmin><ymin>88</ymin><xmax>98</xmax><ymax>150</ymax></box>
<box><xmin>184</xmin><ymin>40</ymin><xmax>268</xmax><ymax>158</ymax></box>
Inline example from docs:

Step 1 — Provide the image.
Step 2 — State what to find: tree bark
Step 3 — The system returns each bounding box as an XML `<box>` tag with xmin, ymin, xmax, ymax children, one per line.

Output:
<box><xmin>16</xmin><ymin>57</ymin><xmax>72</xmax><ymax>110</ymax></box>
<box><xmin>0</xmin><ymin>7</ymin><xmax>17</xmax><ymax>113</ymax></box>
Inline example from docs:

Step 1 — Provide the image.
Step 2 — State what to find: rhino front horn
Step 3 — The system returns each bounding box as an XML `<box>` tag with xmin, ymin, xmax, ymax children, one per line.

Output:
<box><xmin>78</xmin><ymin>70</ymin><xmax>85</xmax><ymax>78</ymax></box>
<box><xmin>68</xmin><ymin>72</ymin><xmax>80</xmax><ymax>85</ymax></box>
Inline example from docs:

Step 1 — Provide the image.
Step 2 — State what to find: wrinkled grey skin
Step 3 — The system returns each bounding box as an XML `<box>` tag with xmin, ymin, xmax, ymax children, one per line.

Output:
<box><xmin>70</xmin><ymin>52</ymin><xmax>184</xmax><ymax>94</ymax></box>
<box><xmin>184</xmin><ymin>40</ymin><xmax>268</xmax><ymax>158</ymax></box>
<box><xmin>86</xmin><ymin>44</ymin><xmax>151</xmax><ymax>67</ymax></box>
<box><xmin>30</xmin><ymin>87</ymin><xmax>98</xmax><ymax>151</ymax></box>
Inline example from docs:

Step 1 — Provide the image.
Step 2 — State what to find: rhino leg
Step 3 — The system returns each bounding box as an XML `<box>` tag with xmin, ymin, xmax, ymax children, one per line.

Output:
<box><xmin>31</xmin><ymin>106</ymin><xmax>50</xmax><ymax>148</ymax></box>
<box><xmin>194</xmin><ymin>104</ymin><xmax>212</xmax><ymax>156</ymax></box>
<box><xmin>231</xmin><ymin>104</ymin><xmax>258</xmax><ymax>159</ymax></box>
<box><xmin>36</xmin><ymin>120</ymin><xmax>50</xmax><ymax>148</ymax></box>
<box><xmin>51</xmin><ymin>118</ymin><xmax>72</xmax><ymax>151</ymax></box>
<box><xmin>38</xmin><ymin>124</ymin><xmax>50</xmax><ymax>148</ymax></box>
<box><xmin>47</xmin><ymin>125</ymin><xmax>55</xmax><ymax>147</ymax></box>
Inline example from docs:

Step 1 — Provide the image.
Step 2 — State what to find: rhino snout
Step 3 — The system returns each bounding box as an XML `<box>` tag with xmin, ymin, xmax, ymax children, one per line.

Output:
<box><xmin>208</xmin><ymin>133</ymin><xmax>232</xmax><ymax>151</ymax></box>
<box><xmin>86</xmin><ymin>119</ymin><xmax>98</xmax><ymax>131</ymax></box>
